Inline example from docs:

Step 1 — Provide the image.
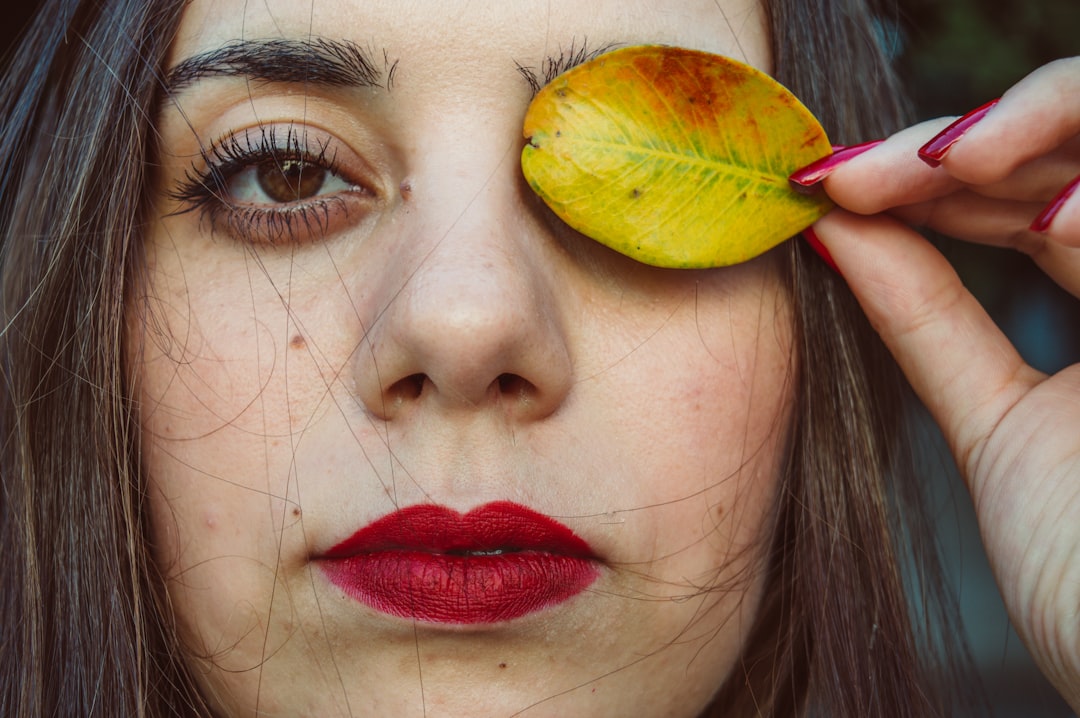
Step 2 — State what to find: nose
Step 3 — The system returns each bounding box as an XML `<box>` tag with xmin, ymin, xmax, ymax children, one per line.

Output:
<box><xmin>353</xmin><ymin>154</ymin><xmax>573</xmax><ymax>423</ymax></box>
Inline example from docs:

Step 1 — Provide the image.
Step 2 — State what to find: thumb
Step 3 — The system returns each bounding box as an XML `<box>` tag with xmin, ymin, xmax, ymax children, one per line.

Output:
<box><xmin>808</xmin><ymin>209</ymin><xmax>1042</xmax><ymax>485</ymax></box>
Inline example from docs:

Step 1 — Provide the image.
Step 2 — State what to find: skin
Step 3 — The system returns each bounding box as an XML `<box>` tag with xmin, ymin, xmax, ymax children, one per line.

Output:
<box><xmin>810</xmin><ymin>58</ymin><xmax>1080</xmax><ymax>711</ymax></box>
<box><xmin>134</xmin><ymin>1</ymin><xmax>790</xmax><ymax>716</ymax></box>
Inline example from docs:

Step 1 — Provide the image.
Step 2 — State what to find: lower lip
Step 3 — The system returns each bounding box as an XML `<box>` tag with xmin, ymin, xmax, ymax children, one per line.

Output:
<box><xmin>321</xmin><ymin>551</ymin><xmax>597</xmax><ymax>624</ymax></box>
<box><xmin>318</xmin><ymin>503</ymin><xmax>600</xmax><ymax>625</ymax></box>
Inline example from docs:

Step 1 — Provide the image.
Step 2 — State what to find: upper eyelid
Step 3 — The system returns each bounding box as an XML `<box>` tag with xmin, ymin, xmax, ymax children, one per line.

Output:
<box><xmin>154</xmin><ymin>76</ymin><xmax>392</xmax><ymax>167</ymax></box>
<box><xmin>177</xmin><ymin>125</ymin><xmax>337</xmax><ymax>197</ymax></box>
<box><xmin>202</xmin><ymin>125</ymin><xmax>337</xmax><ymax>168</ymax></box>
<box><xmin>167</xmin><ymin>123</ymin><xmax>373</xmax><ymax>206</ymax></box>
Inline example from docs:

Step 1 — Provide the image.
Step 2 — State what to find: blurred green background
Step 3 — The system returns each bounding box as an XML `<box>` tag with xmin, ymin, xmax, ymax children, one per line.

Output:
<box><xmin>900</xmin><ymin>0</ymin><xmax>1080</xmax><ymax>118</ymax></box>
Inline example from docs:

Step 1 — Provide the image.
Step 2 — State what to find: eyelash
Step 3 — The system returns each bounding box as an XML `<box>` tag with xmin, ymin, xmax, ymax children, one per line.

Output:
<box><xmin>169</xmin><ymin>124</ymin><xmax>376</xmax><ymax>245</ymax></box>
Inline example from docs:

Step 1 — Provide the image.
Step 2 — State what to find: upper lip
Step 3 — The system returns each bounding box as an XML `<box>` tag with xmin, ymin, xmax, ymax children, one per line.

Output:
<box><xmin>319</xmin><ymin>501</ymin><xmax>597</xmax><ymax>559</ymax></box>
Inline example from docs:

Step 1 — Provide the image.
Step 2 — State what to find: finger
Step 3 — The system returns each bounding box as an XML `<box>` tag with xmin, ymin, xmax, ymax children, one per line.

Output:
<box><xmin>812</xmin><ymin>121</ymin><xmax>961</xmax><ymax>215</ymax></box>
<box><xmin>888</xmin><ymin>185</ymin><xmax>1080</xmax><ymax>296</ymax></box>
<box><xmin>936</xmin><ymin>57</ymin><xmax>1080</xmax><ymax>185</ymax></box>
<box><xmin>967</xmin><ymin>140</ymin><xmax>1080</xmax><ymax>202</ymax></box>
<box><xmin>890</xmin><ymin>192</ymin><xmax>1037</xmax><ymax>244</ymax></box>
<box><xmin>818</xmin><ymin>124</ymin><xmax>1080</xmax><ymax>216</ymax></box>
<box><xmin>887</xmin><ymin>193</ymin><xmax>1080</xmax><ymax>296</ymax></box>
<box><xmin>810</xmin><ymin>209</ymin><xmax>1046</xmax><ymax>484</ymax></box>
<box><xmin>1031</xmin><ymin>173</ymin><xmax>1080</xmax><ymax>243</ymax></box>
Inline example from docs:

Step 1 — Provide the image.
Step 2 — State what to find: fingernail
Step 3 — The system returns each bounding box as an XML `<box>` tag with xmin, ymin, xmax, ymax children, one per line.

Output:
<box><xmin>918</xmin><ymin>99</ymin><xmax>999</xmax><ymax>168</ymax></box>
<box><xmin>789</xmin><ymin>140</ymin><xmax>884</xmax><ymax>190</ymax></box>
<box><xmin>1030</xmin><ymin>173</ymin><xmax>1080</xmax><ymax>233</ymax></box>
<box><xmin>802</xmin><ymin>227</ymin><xmax>839</xmax><ymax>273</ymax></box>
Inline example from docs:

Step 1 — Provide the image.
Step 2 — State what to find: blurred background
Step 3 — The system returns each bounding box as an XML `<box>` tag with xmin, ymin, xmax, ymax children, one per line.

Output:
<box><xmin>893</xmin><ymin>2</ymin><xmax>1080</xmax><ymax>716</ymax></box>
<box><xmin>3</xmin><ymin>1</ymin><xmax>1080</xmax><ymax>715</ymax></box>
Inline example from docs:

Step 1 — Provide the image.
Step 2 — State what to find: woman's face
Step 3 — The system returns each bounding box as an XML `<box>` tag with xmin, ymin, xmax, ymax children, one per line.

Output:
<box><xmin>136</xmin><ymin>1</ymin><xmax>789</xmax><ymax>715</ymax></box>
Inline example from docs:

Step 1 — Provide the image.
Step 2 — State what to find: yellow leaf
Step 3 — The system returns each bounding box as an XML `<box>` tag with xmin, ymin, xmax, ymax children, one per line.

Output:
<box><xmin>521</xmin><ymin>45</ymin><xmax>833</xmax><ymax>268</ymax></box>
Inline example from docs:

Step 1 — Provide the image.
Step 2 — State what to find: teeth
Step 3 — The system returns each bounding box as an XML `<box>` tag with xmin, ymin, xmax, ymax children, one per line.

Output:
<box><xmin>444</xmin><ymin>548</ymin><xmax>511</xmax><ymax>557</ymax></box>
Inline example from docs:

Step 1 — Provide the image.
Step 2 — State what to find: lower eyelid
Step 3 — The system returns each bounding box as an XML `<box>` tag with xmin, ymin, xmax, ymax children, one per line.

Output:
<box><xmin>215</xmin><ymin>190</ymin><xmax>376</xmax><ymax>246</ymax></box>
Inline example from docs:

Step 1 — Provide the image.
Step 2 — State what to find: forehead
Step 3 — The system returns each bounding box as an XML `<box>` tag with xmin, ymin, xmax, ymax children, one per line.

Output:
<box><xmin>168</xmin><ymin>0</ymin><xmax>771</xmax><ymax>76</ymax></box>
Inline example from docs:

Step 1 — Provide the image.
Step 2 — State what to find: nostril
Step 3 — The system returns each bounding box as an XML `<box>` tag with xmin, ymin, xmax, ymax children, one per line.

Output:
<box><xmin>497</xmin><ymin>373</ymin><xmax>535</xmax><ymax>400</ymax></box>
<box><xmin>387</xmin><ymin>373</ymin><xmax>425</xmax><ymax>403</ymax></box>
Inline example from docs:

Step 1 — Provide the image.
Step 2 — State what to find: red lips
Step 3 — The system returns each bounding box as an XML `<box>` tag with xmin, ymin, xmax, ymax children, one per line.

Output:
<box><xmin>317</xmin><ymin>502</ymin><xmax>599</xmax><ymax>624</ymax></box>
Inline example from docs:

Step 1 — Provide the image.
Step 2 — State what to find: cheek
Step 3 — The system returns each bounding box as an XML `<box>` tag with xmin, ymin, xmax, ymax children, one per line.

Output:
<box><xmin>128</xmin><ymin>239</ymin><xmax>323</xmax><ymax>663</ymax></box>
<box><xmin>583</xmin><ymin>270</ymin><xmax>794</xmax><ymax>519</ymax></box>
<box><xmin>605</xmin><ymin>326</ymin><xmax>793</xmax><ymax>711</ymax></box>
<box><xmin>602</xmin><ymin>337</ymin><xmax>791</xmax><ymax>584</ymax></box>
<box><xmin>130</xmin><ymin>228</ymin><xmax>351</xmax><ymax>466</ymax></box>
<box><xmin>555</xmin><ymin>269</ymin><xmax>794</xmax><ymax>681</ymax></box>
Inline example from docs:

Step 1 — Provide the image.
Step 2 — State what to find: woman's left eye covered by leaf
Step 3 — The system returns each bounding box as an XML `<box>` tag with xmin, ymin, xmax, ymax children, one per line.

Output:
<box><xmin>168</xmin><ymin>124</ymin><xmax>378</xmax><ymax>245</ymax></box>
<box><xmin>521</xmin><ymin>45</ymin><xmax>833</xmax><ymax>269</ymax></box>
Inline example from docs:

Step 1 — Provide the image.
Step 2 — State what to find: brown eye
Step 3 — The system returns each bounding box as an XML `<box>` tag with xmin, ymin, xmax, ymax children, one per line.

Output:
<box><xmin>226</xmin><ymin>155</ymin><xmax>353</xmax><ymax>206</ymax></box>
<box><xmin>174</xmin><ymin>123</ymin><xmax>379</xmax><ymax>245</ymax></box>
<box><xmin>256</xmin><ymin>159</ymin><xmax>327</xmax><ymax>202</ymax></box>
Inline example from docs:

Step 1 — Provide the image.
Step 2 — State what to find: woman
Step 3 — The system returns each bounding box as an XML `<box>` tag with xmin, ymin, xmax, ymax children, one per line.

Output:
<box><xmin>1</xmin><ymin>0</ymin><xmax>1077</xmax><ymax>715</ymax></box>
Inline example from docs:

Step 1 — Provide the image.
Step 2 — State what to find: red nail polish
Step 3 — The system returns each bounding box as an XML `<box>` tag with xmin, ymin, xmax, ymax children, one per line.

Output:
<box><xmin>1030</xmin><ymin>173</ymin><xmax>1080</xmax><ymax>233</ymax></box>
<box><xmin>789</xmin><ymin>140</ymin><xmax>884</xmax><ymax>190</ymax></box>
<box><xmin>918</xmin><ymin>99</ymin><xmax>999</xmax><ymax>168</ymax></box>
<box><xmin>802</xmin><ymin>227</ymin><xmax>839</xmax><ymax>273</ymax></box>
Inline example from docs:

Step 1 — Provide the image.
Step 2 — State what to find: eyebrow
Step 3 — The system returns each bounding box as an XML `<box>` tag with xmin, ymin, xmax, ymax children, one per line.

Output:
<box><xmin>163</xmin><ymin>38</ymin><xmax>396</xmax><ymax>95</ymax></box>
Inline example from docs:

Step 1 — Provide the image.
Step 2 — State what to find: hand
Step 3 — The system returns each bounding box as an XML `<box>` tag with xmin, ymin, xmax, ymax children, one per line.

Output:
<box><xmin>802</xmin><ymin>57</ymin><xmax>1080</xmax><ymax>710</ymax></box>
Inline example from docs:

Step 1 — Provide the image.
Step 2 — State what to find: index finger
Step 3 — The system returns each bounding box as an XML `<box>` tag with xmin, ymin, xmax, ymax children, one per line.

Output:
<box><xmin>936</xmin><ymin>57</ymin><xmax>1080</xmax><ymax>186</ymax></box>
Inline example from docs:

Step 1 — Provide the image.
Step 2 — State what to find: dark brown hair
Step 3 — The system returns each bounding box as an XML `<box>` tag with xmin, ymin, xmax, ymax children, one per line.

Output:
<box><xmin>711</xmin><ymin>1</ymin><xmax>980</xmax><ymax>715</ymax></box>
<box><xmin>0</xmin><ymin>0</ymin><xmax>976</xmax><ymax>715</ymax></box>
<box><xmin>0</xmin><ymin>1</ymin><xmax>207</xmax><ymax>714</ymax></box>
